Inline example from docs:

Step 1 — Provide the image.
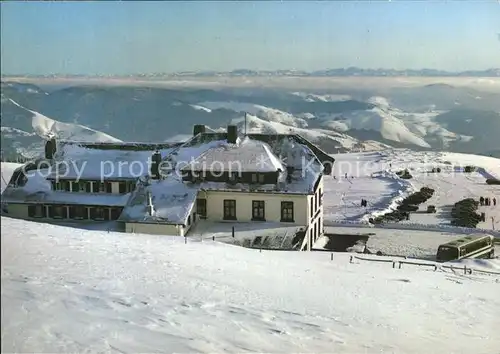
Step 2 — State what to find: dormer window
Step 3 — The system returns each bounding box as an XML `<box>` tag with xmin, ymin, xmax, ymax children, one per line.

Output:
<box><xmin>229</xmin><ymin>172</ymin><xmax>237</xmax><ymax>183</ymax></box>
<box><xmin>251</xmin><ymin>173</ymin><xmax>265</xmax><ymax>184</ymax></box>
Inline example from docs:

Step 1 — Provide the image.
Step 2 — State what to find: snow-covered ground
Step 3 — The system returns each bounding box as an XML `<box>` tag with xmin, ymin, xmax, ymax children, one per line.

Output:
<box><xmin>1</xmin><ymin>162</ymin><xmax>21</xmax><ymax>192</ymax></box>
<box><xmin>387</xmin><ymin>150</ymin><xmax>500</xmax><ymax>230</ymax></box>
<box><xmin>324</xmin><ymin>151</ymin><xmax>414</xmax><ymax>222</ymax></box>
<box><xmin>2</xmin><ymin>217</ymin><xmax>499</xmax><ymax>353</ymax></box>
<box><xmin>320</xmin><ymin>225</ymin><xmax>497</xmax><ymax>259</ymax></box>
<box><xmin>323</xmin><ymin>149</ymin><xmax>500</xmax><ymax>230</ymax></box>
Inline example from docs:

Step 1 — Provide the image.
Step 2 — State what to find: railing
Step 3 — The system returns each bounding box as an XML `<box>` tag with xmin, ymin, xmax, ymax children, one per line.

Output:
<box><xmin>348</xmin><ymin>255</ymin><xmax>500</xmax><ymax>276</ymax></box>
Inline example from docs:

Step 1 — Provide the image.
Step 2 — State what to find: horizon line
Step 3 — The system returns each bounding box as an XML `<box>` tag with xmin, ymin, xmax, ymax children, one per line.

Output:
<box><xmin>1</xmin><ymin>66</ymin><xmax>499</xmax><ymax>78</ymax></box>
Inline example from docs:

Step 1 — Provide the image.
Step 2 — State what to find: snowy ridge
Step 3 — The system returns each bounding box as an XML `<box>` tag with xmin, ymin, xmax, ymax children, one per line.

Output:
<box><xmin>8</xmin><ymin>99</ymin><xmax>122</xmax><ymax>143</ymax></box>
<box><xmin>198</xmin><ymin>101</ymin><xmax>309</xmax><ymax>128</ymax></box>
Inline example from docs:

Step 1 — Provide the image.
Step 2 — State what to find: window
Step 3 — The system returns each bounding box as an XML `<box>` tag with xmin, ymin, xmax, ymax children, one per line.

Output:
<box><xmin>228</xmin><ymin>172</ymin><xmax>237</xmax><ymax>183</ymax></box>
<box><xmin>252</xmin><ymin>200</ymin><xmax>265</xmax><ymax>221</ymax></box>
<box><xmin>72</xmin><ymin>181</ymin><xmax>88</xmax><ymax>192</ymax></box>
<box><xmin>110</xmin><ymin>207</ymin><xmax>123</xmax><ymax>220</ymax></box>
<box><xmin>319</xmin><ymin>188</ymin><xmax>323</xmax><ymax>207</ymax></box>
<box><xmin>92</xmin><ymin>207</ymin><xmax>106</xmax><ymax>220</ymax></box>
<box><xmin>71</xmin><ymin>205</ymin><xmax>87</xmax><ymax>220</ymax></box>
<box><xmin>281</xmin><ymin>201</ymin><xmax>294</xmax><ymax>222</ymax></box>
<box><xmin>251</xmin><ymin>173</ymin><xmax>265</xmax><ymax>183</ymax></box>
<box><xmin>310</xmin><ymin>197</ymin><xmax>314</xmax><ymax>218</ymax></box>
<box><xmin>187</xmin><ymin>215</ymin><xmax>191</xmax><ymax>226</ymax></box>
<box><xmin>61</xmin><ymin>180</ymin><xmax>70</xmax><ymax>191</ymax></box>
<box><xmin>197</xmin><ymin>199</ymin><xmax>207</xmax><ymax>219</ymax></box>
<box><xmin>28</xmin><ymin>204</ymin><xmax>45</xmax><ymax>218</ymax></box>
<box><xmin>106</xmin><ymin>182</ymin><xmax>112</xmax><ymax>193</ymax></box>
<box><xmin>51</xmin><ymin>205</ymin><xmax>65</xmax><ymax>219</ymax></box>
<box><xmin>223</xmin><ymin>199</ymin><xmax>237</xmax><ymax>220</ymax></box>
<box><xmin>119</xmin><ymin>182</ymin><xmax>126</xmax><ymax>194</ymax></box>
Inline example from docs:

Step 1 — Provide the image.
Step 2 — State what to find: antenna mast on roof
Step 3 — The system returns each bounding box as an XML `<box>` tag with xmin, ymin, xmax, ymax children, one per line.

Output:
<box><xmin>244</xmin><ymin>112</ymin><xmax>247</xmax><ymax>136</ymax></box>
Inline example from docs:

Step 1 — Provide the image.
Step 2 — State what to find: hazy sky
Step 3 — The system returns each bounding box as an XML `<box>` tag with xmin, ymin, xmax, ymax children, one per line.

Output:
<box><xmin>1</xmin><ymin>1</ymin><xmax>499</xmax><ymax>75</ymax></box>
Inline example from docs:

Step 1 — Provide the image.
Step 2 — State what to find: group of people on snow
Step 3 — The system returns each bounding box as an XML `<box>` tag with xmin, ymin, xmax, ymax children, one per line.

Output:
<box><xmin>479</xmin><ymin>196</ymin><xmax>497</xmax><ymax>207</ymax></box>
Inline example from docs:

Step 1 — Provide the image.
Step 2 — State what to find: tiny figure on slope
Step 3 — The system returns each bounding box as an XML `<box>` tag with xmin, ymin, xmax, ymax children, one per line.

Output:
<box><xmin>493</xmin><ymin>197</ymin><xmax>497</xmax><ymax>206</ymax></box>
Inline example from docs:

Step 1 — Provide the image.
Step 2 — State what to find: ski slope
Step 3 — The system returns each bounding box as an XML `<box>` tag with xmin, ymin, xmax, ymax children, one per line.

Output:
<box><xmin>2</xmin><ymin>217</ymin><xmax>499</xmax><ymax>353</ymax></box>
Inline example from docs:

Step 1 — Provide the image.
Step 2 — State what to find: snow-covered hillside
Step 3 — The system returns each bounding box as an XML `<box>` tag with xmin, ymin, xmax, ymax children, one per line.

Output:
<box><xmin>8</xmin><ymin>99</ymin><xmax>122</xmax><ymax>143</ymax></box>
<box><xmin>194</xmin><ymin>95</ymin><xmax>475</xmax><ymax>151</ymax></box>
<box><xmin>226</xmin><ymin>113</ymin><xmax>385</xmax><ymax>151</ymax></box>
<box><xmin>198</xmin><ymin>101</ymin><xmax>309</xmax><ymax>128</ymax></box>
<box><xmin>2</xmin><ymin>216</ymin><xmax>499</xmax><ymax>353</ymax></box>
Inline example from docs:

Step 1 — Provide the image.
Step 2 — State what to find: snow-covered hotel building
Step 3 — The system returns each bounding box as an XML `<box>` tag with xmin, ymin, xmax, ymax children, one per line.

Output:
<box><xmin>1</xmin><ymin>125</ymin><xmax>334</xmax><ymax>250</ymax></box>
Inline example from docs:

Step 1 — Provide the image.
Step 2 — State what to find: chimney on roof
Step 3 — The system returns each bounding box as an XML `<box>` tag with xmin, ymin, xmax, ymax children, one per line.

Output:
<box><xmin>44</xmin><ymin>137</ymin><xmax>57</xmax><ymax>160</ymax></box>
<box><xmin>150</xmin><ymin>150</ymin><xmax>162</xmax><ymax>179</ymax></box>
<box><xmin>193</xmin><ymin>124</ymin><xmax>206</xmax><ymax>136</ymax></box>
<box><xmin>227</xmin><ymin>125</ymin><xmax>238</xmax><ymax>144</ymax></box>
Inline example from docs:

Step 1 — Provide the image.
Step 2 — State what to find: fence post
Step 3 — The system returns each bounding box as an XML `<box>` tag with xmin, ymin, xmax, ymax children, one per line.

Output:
<box><xmin>434</xmin><ymin>264</ymin><xmax>438</xmax><ymax>271</ymax></box>
<box><xmin>212</xmin><ymin>235</ymin><xmax>215</xmax><ymax>242</ymax></box>
<box><xmin>392</xmin><ymin>261</ymin><xmax>396</xmax><ymax>269</ymax></box>
<box><xmin>463</xmin><ymin>266</ymin><xmax>467</xmax><ymax>275</ymax></box>
<box><xmin>349</xmin><ymin>255</ymin><xmax>353</xmax><ymax>263</ymax></box>
<box><xmin>331</xmin><ymin>253</ymin><xmax>333</xmax><ymax>261</ymax></box>
<box><xmin>184</xmin><ymin>236</ymin><xmax>187</xmax><ymax>244</ymax></box>
<box><xmin>232</xmin><ymin>226</ymin><xmax>235</xmax><ymax>238</ymax></box>
<box><xmin>398</xmin><ymin>262</ymin><xmax>402</xmax><ymax>269</ymax></box>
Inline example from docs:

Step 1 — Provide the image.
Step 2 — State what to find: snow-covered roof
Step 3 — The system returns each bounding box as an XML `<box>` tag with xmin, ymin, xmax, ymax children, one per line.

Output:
<box><xmin>1</xmin><ymin>168</ymin><xmax>129</xmax><ymax>206</ymax></box>
<box><xmin>119</xmin><ymin>176</ymin><xmax>198</xmax><ymax>225</ymax></box>
<box><xmin>184</xmin><ymin>136</ymin><xmax>285</xmax><ymax>173</ymax></box>
<box><xmin>47</xmin><ymin>144</ymin><xmax>174</xmax><ymax>180</ymax></box>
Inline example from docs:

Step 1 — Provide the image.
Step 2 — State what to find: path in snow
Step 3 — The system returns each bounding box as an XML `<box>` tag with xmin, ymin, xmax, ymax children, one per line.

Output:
<box><xmin>324</xmin><ymin>151</ymin><xmax>412</xmax><ymax>222</ymax></box>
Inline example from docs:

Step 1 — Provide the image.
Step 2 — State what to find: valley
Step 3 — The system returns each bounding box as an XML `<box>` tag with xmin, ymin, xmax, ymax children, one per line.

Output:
<box><xmin>1</xmin><ymin>78</ymin><xmax>499</xmax><ymax>160</ymax></box>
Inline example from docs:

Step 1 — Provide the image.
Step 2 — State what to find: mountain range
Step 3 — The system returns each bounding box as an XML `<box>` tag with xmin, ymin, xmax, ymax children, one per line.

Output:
<box><xmin>3</xmin><ymin>67</ymin><xmax>499</xmax><ymax>78</ymax></box>
<box><xmin>1</xmin><ymin>80</ymin><xmax>499</xmax><ymax>159</ymax></box>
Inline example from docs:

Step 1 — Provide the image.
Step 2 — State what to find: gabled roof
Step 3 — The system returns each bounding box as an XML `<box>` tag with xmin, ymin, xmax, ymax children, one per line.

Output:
<box><xmin>182</xmin><ymin>137</ymin><xmax>285</xmax><ymax>173</ymax></box>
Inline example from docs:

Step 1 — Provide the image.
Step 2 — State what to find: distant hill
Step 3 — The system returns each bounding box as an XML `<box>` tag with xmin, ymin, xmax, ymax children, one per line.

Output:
<box><xmin>2</xmin><ymin>67</ymin><xmax>499</xmax><ymax>79</ymax></box>
<box><xmin>1</xmin><ymin>80</ymin><xmax>499</xmax><ymax>159</ymax></box>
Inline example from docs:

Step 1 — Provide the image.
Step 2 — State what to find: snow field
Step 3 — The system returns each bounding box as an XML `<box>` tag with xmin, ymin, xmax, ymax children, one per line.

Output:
<box><xmin>386</xmin><ymin>150</ymin><xmax>500</xmax><ymax>230</ymax></box>
<box><xmin>2</xmin><ymin>217</ymin><xmax>499</xmax><ymax>353</ymax></box>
